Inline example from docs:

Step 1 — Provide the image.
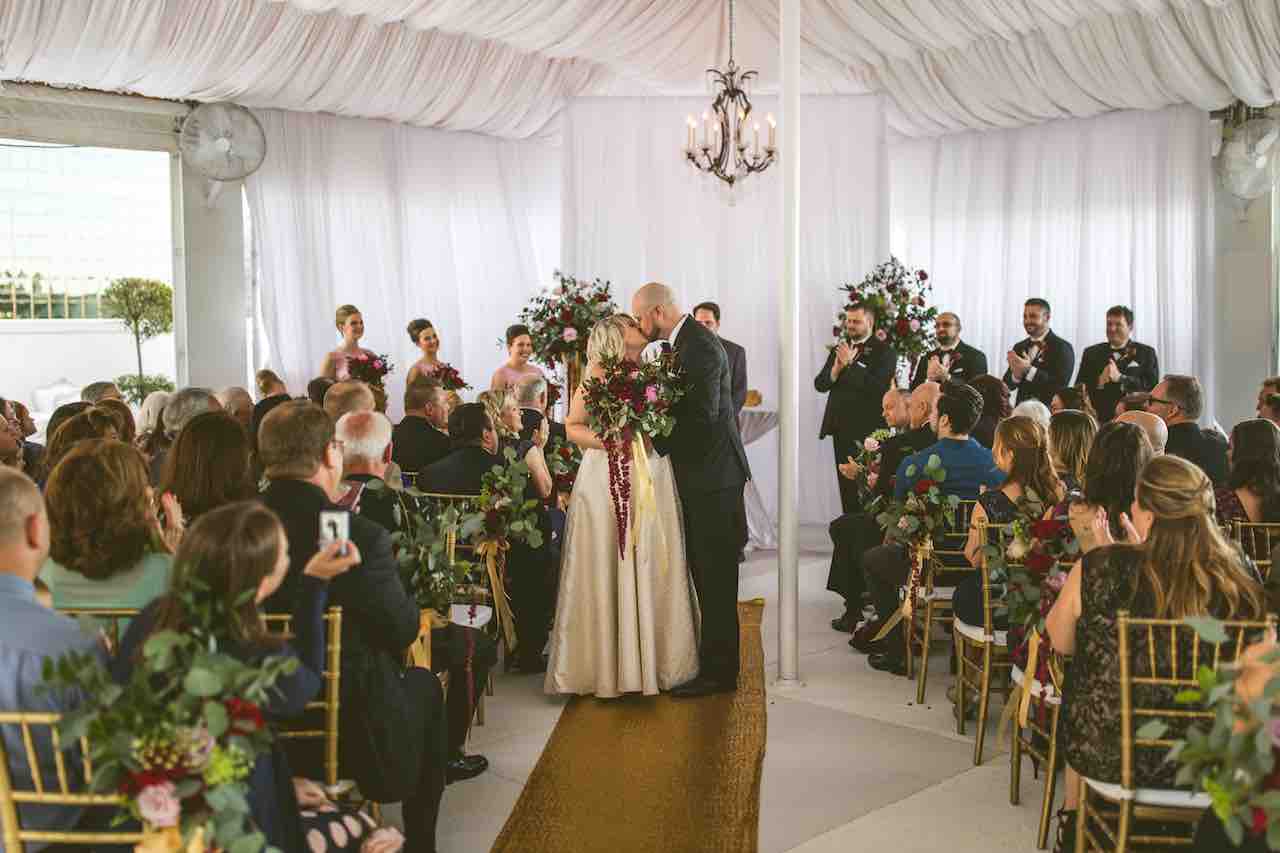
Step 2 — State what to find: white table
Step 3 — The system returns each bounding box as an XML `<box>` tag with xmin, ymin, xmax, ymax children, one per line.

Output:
<box><xmin>738</xmin><ymin>407</ymin><xmax>779</xmax><ymax>551</ymax></box>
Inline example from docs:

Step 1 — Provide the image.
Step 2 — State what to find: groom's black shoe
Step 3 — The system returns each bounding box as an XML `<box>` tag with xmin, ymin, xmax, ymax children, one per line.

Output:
<box><xmin>670</xmin><ymin>676</ymin><xmax>736</xmax><ymax>698</ymax></box>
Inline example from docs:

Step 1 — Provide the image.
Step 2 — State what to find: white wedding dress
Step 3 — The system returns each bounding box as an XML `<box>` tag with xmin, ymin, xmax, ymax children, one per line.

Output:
<box><xmin>544</xmin><ymin>444</ymin><xmax>701</xmax><ymax>698</ymax></box>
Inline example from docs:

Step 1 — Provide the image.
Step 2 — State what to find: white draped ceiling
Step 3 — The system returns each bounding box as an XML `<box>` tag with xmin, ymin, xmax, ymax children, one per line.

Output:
<box><xmin>3</xmin><ymin>0</ymin><xmax>1280</xmax><ymax>139</ymax></box>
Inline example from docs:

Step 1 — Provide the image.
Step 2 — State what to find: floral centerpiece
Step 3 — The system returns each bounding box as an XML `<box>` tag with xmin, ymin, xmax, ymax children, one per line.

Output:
<box><xmin>547</xmin><ymin>435</ymin><xmax>583</xmax><ymax>498</ymax></box>
<box><xmin>516</xmin><ymin>272</ymin><xmax>616</xmax><ymax>381</ymax></box>
<box><xmin>580</xmin><ymin>351</ymin><xmax>686</xmax><ymax>557</ymax></box>
<box><xmin>835</xmin><ymin>256</ymin><xmax>939</xmax><ymax>367</ymax></box>
<box><xmin>42</xmin><ymin>579</ymin><xmax>296</xmax><ymax>852</ymax></box>
<box><xmin>431</xmin><ymin>362</ymin><xmax>470</xmax><ymax>392</ymax></box>
<box><xmin>870</xmin><ymin>455</ymin><xmax>959</xmax><ymax>635</ymax></box>
<box><xmin>346</xmin><ymin>351</ymin><xmax>394</xmax><ymax>387</ymax></box>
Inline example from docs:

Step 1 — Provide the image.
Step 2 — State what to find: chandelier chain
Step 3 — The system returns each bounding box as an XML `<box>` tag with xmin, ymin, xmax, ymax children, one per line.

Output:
<box><xmin>729</xmin><ymin>0</ymin><xmax>735</xmax><ymax>66</ymax></box>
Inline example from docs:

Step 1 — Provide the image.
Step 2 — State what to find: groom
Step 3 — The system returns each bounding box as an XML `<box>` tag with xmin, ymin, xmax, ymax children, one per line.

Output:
<box><xmin>633</xmin><ymin>282</ymin><xmax>751</xmax><ymax>697</ymax></box>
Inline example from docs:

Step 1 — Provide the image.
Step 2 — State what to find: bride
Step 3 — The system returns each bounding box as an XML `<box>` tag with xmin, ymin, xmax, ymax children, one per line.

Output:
<box><xmin>545</xmin><ymin>314</ymin><xmax>700</xmax><ymax>698</ymax></box>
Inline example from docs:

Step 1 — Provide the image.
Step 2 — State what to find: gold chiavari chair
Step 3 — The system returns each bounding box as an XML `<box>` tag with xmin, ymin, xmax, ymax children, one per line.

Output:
<box><xmin>0</xmin><ymin>711</ymin><xmax>145</xmax><ymax>849</ymax></box>
<box><xmin>1076</xmin><ymin>611</ymin><xmax>1277</xmax><ymax>852</ymax></box>
<box><xmin>953</xmin><ymin>521</ymin><xmax>1013</xmax><ymax>766</ymax></box>
<box><xmin>1010</xmin><ymin>648</ymin><xmax>1069</xmax><ymax>849</ymax></box>
<box><xmin>55</xmin><ymin>608</ymin><xmax>138</xmax><ymax>652</ymax></box>
<box><xmin>263</xmin><ymin>607</ymin><xmax>344</xmax><ymax>791</ymax></box>
<box><xmin>1233</xmin><ymin>520</ymin><xmax>1280</xmax><ymax>582</ymax></box>
<box><xmin>907</xmin><ymin>499</ymin><xmax>978</xmax><ymax>704</ymax></box>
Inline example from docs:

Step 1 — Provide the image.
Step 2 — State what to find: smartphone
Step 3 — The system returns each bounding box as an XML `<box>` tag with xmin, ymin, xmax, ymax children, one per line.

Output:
<box><xmin>318</xmin><ymin>510</ymin><xmax>350</xmax><ymax>556</ymax></box>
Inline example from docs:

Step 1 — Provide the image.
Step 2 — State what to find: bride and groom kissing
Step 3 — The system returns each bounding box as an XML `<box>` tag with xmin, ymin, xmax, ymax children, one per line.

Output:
<box><xmin>545</xmin><ymin>282</ymin><xmax>752</xmax><ymax>699</ymax></box>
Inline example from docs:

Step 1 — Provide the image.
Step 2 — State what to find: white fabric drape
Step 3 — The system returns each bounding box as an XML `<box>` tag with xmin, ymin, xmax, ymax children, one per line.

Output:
<box><xmin>244</xmin><ymin>108</ymin><xmax>561</xmax><ymax>416</ymax></box>
<box><xmin>890</xmin><ymin>104</ymin><xmax>1214</xmax><ymax>414</ymax></box>
<box><xmin>562</xmin><ymin>95</ymin><xmax>888</xmax><ymax>524</ymax></box>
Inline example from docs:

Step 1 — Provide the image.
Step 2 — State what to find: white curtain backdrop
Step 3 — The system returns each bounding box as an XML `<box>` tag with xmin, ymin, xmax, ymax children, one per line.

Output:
<box><xmin>245</xmin><ymin>108</ymin><xmax>561</xmax><ymax>418</ymax></box>
<box><xmin>890</xmin><ymin>104</ymin><xmax>1214</xmax><ymax>416</ymax></box>
<box><xmin>562</xmin><ymin>95</ymin><xmax>888</xmax><ymax>525</ymax></box>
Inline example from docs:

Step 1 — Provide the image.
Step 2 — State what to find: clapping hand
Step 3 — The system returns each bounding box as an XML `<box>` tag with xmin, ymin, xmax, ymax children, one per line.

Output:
<box><xmin>838</xmin><ymin>455</ymin><xmax>861</xmax><ymax>481</ymax></box>
<box><xmin>292</xmin><ymin>777</ymin><xmax>330</xmax><ymax>809</ymax></box>
<box><xmin>1089</xmin><ymin>509</ymin><xmax>1143</xmax><ymax>548</ymax></box>
<box><xmin>834</xmin><ymin>342</ymin><xmax>854</xmax><ymax>367</ymax></box>
<box><xmin>304</xmin><ymin>540</ymin><xmax>363</xmax><ymax>580</ymax></box>
<box><xmin>1006</xmin><ymin>349</ymin><xmax>1031</xmax><ymax>381</ymax></box>
<box><xmin>157</xmin><ymin>492</ymin><xmax>185</xmax><ymax>554</ymax></box>
<box><xmin>1101</xmin><ymin>359</ymin><xmax>1122</xmax><ymax>386</ymax></box>
<box><xmin>926</xmin><ymin>355</ymin><xmax>947</xmax><ymax>381</ymax></box>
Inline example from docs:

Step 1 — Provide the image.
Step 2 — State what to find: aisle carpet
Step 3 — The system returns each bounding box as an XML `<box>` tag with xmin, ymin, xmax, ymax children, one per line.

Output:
<box><xmin>490</xmin><ymin>600</ymin><xmax>767</xmax><ymax>853</ymax></box>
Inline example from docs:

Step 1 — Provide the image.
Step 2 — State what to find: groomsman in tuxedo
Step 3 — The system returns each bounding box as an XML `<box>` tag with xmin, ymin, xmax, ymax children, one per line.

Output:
<box><xmin>1003</xmin><ymin>298</ymin><xmax>1076</xmax><ymax>407</ymax></box>
<box><xmin>909</xmin><ymin>312</ymin><xmax>987</xmax><ymax>389</ymax></box>
<box><xmin>1075</xmin><ymin>305</ymin><xmax>1159</xmax><ymax>423</ymax></box>
<box><xmin>815</xmin><ymin>303</ymin><xmax>897</xmax><ymax>514</ymax></box>
<box><xmin>693</xmin><ymin>301</ymin><xmax>748</xmax><ymax>415</ymax></box>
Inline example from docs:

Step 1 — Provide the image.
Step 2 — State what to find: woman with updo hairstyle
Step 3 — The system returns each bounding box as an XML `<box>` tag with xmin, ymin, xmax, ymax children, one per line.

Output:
<box><xmin>158</xmin><ymin>411</ymin><xmax>257</xmax><ymax>521</ymax></box>
<box><xmin>42</xmin><ymin>438</ymin><xmax>182</xmax><ymax>609</ymax></box>
<box><xmin>1049</xmin><ymin>409</ymin><xmax>1098</xmax><ymax>494</ymax></box>
<box><xmin>40</xmin><ymin>406</ymin><xmax>120</xmax><ymax>481</ymax></box>
<box><xmin>406</xmin><ymin>318</ymin><xmax>443</xmax><ymax>385</ymax></box>
<box><xmin>490</xmin><ymin>323</ymin><xmax>545</xmax><ymax>392</ymax></box>
<box><xmin>319</xmin><ymin>303</ymin><xmax>376</xmax><ymax>381</ymax></box>
<box><xmin>968</xmin><ymin>374</ymin><xmax>1012</xmax><ymax>449</ymax></box>
<box><xmin>1047</xmin><ymin>455</ymin><xmax>1265</xmax><ymax>843</ymax></box>
<box><xmin>478</xmin><ymin>388</ymin><xmax>553</xmax><ymax>498</ymax></box>
<box><xmin>1216</xmin><ymin>418</ymin><xmax>1280</xmax><ymax>527</ymax></box>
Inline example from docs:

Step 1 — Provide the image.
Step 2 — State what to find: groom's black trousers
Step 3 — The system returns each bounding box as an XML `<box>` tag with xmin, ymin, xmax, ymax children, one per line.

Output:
<box><xmin>680</xmin><ymin>484</ymin><xmax>748</xmax><ymax>685</ymax></box>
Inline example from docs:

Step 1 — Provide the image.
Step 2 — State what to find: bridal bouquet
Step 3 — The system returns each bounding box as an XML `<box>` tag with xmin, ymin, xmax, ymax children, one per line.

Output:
<box><xmin>517</xmin><ymin>272</ymin><xmax>615</xmax><ymax>367</ymax></box>
<box><xmin>581</xmin><ymin>352</ymin><xmax>687</xmax><ymax>557</ymax></box>
<box><xmin>42</xmin><ymin>578</ymin><xmax>295</xmax><ymax>852</ymax></box>
<box><xmin>836</xmin><ymin>256</ymin><xmax>938</xmax><ymax>363</ymax></box>
<box><xmin>347</xmin><ymin>351</ymin><xmax>394</xmax><ymax>387</ymax></box>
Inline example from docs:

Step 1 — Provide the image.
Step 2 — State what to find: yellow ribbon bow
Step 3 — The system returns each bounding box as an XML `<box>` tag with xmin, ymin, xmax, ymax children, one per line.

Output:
<box><xmin>475</xmin><ymin>538</ymin><xmax>517</xmax><ymax>651</ymax></box>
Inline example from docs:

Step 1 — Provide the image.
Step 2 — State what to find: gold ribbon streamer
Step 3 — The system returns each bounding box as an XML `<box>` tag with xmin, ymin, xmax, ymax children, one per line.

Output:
<box><xmin>872</xmin><ymin>542</ymin><xmax>930</xmax><ymax>643</ymax></box>
<box><xmin>408</xmin><ymin>608</ymin><xmax>452</xmax><ymax>670</ymax></box>
<box><xmin>628</xmin><ymin>434</ymin><xmax>668</xmax><ymax>574</ymax></box>
<box><xmin>476</xmin><ymin>538</ymin><xmax>517</xmax><ymax>652</ymax></box>
<box><xmin>1018</xmin><ymin>629</ymin><xmax>1043</xmax><ymax>729</ymax></box>
<box><xmin>136</xmin><ymin>827</ymin><xmax>207</xmax><ymax>853</ymax></box>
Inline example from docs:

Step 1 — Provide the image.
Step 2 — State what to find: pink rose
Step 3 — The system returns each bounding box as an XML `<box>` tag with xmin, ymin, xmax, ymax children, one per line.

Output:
<box><xmin>863</xmin><ymin>436</ymin><xmax>880</xmax><ymax>453</ymax></box>
<box><xmin>909</xmin><ymin>319</ymin><xmax>920</xmax><ymax>332</ymax></box>
<box><xmin>137</xmin><ymin>781</ymin><xmax>180</xmax><ymax>828</ymax></box>
<box><xmin>896</xmin><ymin>516</ymin><xmax>911</xmax><ymax>531</ymax></box>
<box><xmin>875</xmin><ymin>329</ymin><xmax>888</xmax><ymax>341</ymax></box>
<box><xmin>562</xmin><ymin>327</ymin><xmax>579</xmax><ymax>342</ymax></box>
<box><xmin>645</xmin><ymin>385</ymin><xmax>658</xmax><ymax>403</ymax></box>
<box><xmin>866</xmin><ymin>472</ymin><xmax>879</xmax><ymax>490</ymax></box>
<box><xmin>373</xmin><ymin>360</ymin><xmax>384</xmax><ymax>370</ymax></box>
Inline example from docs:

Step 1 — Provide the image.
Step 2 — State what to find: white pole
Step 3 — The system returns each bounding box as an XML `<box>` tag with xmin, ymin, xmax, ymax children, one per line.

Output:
<box><xmin>776</xmin><ymin>0</ymin><xmax>802</xmax><ymax>687</ymax></box>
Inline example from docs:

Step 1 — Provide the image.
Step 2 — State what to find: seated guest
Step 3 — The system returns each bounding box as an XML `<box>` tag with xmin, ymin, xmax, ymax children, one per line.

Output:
<box><xmin>418</xmin><ymin>404</ymin><xmax>497</xmax><ymax>495</ymax></box>
<box><xmin>321</xmin><ymin>380</ymin><xmax>374</xmax><ymax>423</ymax></box>
<box><xmin>109</xmin><ymin>501</ymin><xmax>401</xmax><ymax>853</ymax></box>
<box><xmin>1257</xmin><ymin>376</ymin><xmax>1280</xmax><ymax>419</ymax></box>
<box><xmin>7</xmin><ymin>400</ymin><xmax>43</xmax><ymax>474</ymax></box>
<box><xmin>910</xmin><ymin>311</ymin><xmax>987</xmax><ymax>389</ymax></box>
<box><xmin>1216</xmin><ymin>418</ymin><xmax>1280</xmax><ymax>527</ymax></box>
<box><xmin>1115</xmin><ymin>409</ymin><xmax>1168</xmax><ymax>455</ymax></box>
<box><xmin>251</xmin><ymin>370</ymin><xmax>291</xmax><ymax>452</ymax></box>
<box><xmin>1074</xmin><ymin>305</ymin><xmax>1159</xmax><ymax>423</ymax></box>
<box><xmin>1067</xmin><ymin>421</ymin><xmax>1153</xmax><ymax>555</ymax></box>
<box><xmin>1147</xmin><ymin>374</ymin><xmax>1227</xmax><ymax>485</ymax></box>
<box><xmin>158</xmin><ymin>411</ymin><xmax>257</xmax><ymax>521</ymax></box>
<box><xmin>1047</xmin><ymin>455</ymin><xmax>1266</xmax><ymax>849</ymax></box>
<box><xmin>95</xmin><ymin>397</ymin><xmax>137</xmax><ymax>446</ymax></box>
<box><xmin>215</xmin><ymin>386</ymin><xmax>254</xmax><ymax>432</ymax></box>
<box><xmin>1048</xmin><ymin>409</ymin><xmax>1097</xmax><ymax>494</ymax></box>
<box><xmin>968</xmin><ymin>374</ymin><xmax>1011</xmax><ymax>449</ymax></box>
<box><xmin>1115</xmin><ymin>391</ymin><xmax>1150</xmax><ymax>419</ymax></box>
<box><xmin>515</xmin><ymin>373</ymin><xmax>567</xmax><ymax>444</ymax></box>
<box><xmin>257</xmin><ymin>400</ymin><xmax>446</xmax><ymax>851</ymax></box>
<box><xmin>306</xmin><ymin>377</ymin><xmax>334</xmax><ymax>409</ymax></box>
<box><xmin>1259</xmin><ymin>392</ymin><xmax>1280</xmax><ymax>428</ymax></box>
<box><xmin>1049</xmin><ymin>384</ymin><xmax>1097</xmax><ymax>423</ymax></box>
<box><xmin>860</xmin><ymin>381</ymin><xmax>1005</xmax><ymax>673</ymax></box>
<box><xmin>40</xmin><ymin>407</ymin><xmax>120</xmax><ymax>482</ymax></box>
<box><xmin>136</xmin><ymin>391</ymin><xmax>171</xmax><ymax>462</ymax></box>
<box><xmin>1011</xmin><ymin>398</ymin><xmax>1051</xmax><ymax>430</ymax></box>
<box><xmin>828</xmin><ymin>385</ymin><xmax>934</xmax><ymax>632</ymax></box>
<box><xmin>151</xmin><ymin>387</ymin><xmax>221</xmax><ymax>485</ymax></box>
<box><xmin>0</xmin><ymin>429</ymin><xmax>21</xmax><ymax>471</ymax></box>
<box><xmin>393</xmin><ymin>376</ymin><xmax>452</xmax><ymax>478</ymax></box>
<box><xmin>80</xmin><ymin>380</ymin><xmax>122</xmax><ymax>403</ymax></box>
<box><xmin>476</xmin><ymin>392</ymin><xmax>554</xmax><ymax>498</ymax></box>
<box><xmin>958</xmin><ymin>416</ymin><xmax>1064</xmax><ymax>626</ymax></box>
<box><xmin>477</xmin><ymin>389</ymin><xmax>524</xmax><ymax>457</ymax></box>
<box><xmin>337</xmin><ymin>410</ymin><xmax>492</xmax><ymax>783</ymax></box>
<box><xmin>0</xmin><ymin>468</ymin><xmax>117</xmax><ymax>845</ymax></box>
<box><xmin>42</xmin><ymin>439</ymin><xmax>179</xmax><ymax>609</ymax></box>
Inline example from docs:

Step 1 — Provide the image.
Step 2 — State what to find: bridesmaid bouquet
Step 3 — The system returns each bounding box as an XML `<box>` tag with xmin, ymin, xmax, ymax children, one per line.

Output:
<box><xmin>581</xmin><ymin>352</ymin><xmax>687</xmax><ymax>557</ymax></box>
<box><xmin>432</xmin><ymin>362</ymin><xmax>470</xmax><ymax>392</ymax></box>
<box><xmin>347</xmin><ymin>351</ymin><xmax>395</xmax><ymax>387</ymax></box>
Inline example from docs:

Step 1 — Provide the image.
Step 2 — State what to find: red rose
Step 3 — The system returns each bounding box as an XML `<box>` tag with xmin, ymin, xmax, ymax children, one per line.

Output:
<box><xmin>896</xmin><ymin>318</ymin><xmax>910</xmax><ymax>335</ymax></box>
<box><xmin>832</xmin><ymin>325</ymin><xmax>841</xmax><ymax>337</ymax></box>
<box><xmin>225</xmin><ymin>697</ymin><xmax>265</xmax><ymax>732</ymax></box>
<box><xmin>1024</xmin><ymin>550</ymin><xmax>1054</xmax><ymax>575</ymax></box>
<box><xmin>1030</xmin><ymin>519</ymin><xmax>1065</xmax><ymax>541</ymax></box>
<box><xmin>913</xmin><ymin>479</ymin><xmax>935</xmax><ymax>495</ymax></box>
<box><xmin>560</xmin><ymin>309</ymin><xmax>573</xmax><ymax>322</ymax></box>
<box><xmin>484</xmin><ymin>509</ymin><xmax>503</xmax><ymax>534</ymax></box>
<box><xmin>121</xmin><ymin>769</ymin><xmax>176</xmax><ymax>796</ymax></box>
<box><xmin>574</xmin><ymin>296</ymin><xmax>586</xmax><ymax>305</ymax></box>
<box><xmin>1254</xmin><ymin>807</ymin><xmax>1268</xmax><ymax>836</ymax></box>
<box><xmin>917</xmin><ymin>271</ymin><xmax>929</xmax><ymax>281</ymax></box>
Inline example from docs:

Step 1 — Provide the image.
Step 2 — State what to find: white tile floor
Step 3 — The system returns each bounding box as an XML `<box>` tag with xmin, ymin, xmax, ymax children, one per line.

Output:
<box><xmin>434</xmin><ymin>525</ymin><xmax>1054</xmax><ymax>852</ymax></box>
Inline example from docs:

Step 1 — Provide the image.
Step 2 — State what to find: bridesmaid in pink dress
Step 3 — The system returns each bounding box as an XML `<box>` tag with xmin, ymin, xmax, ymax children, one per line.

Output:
<box><xmin>489</xmin><ymin>323</ymin><xmax>545</xmax><ymax>391</ymax></box>
<box><xmin>405</xmin><ymin>318</ymin><xmax>442</xmax><ymax>385</ymax></box>
<box><xmin>320</xmin><ymin>304</ymin><xmax>376</xmax><ymax>380</ymax></box>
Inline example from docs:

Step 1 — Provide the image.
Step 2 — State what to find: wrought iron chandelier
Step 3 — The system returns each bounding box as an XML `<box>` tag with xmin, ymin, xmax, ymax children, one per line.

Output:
<box><xmin>684</xmin><ymin>0</ymin><xmax>776</xmax><ymax>188</ymax></box>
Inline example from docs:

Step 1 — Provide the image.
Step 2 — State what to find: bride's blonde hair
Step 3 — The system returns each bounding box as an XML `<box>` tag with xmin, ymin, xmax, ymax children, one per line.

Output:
<box><xmin>586</xmin><ymin>314</ymin><xmax>638</xmax><ymax>366</ymax></box>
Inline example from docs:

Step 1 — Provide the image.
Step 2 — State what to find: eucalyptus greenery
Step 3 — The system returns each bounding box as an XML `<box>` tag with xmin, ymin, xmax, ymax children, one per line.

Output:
<box><xmin>871</xmin><ymin>454</ymin><xmax>959</xmax><ymax>547</ymax></box>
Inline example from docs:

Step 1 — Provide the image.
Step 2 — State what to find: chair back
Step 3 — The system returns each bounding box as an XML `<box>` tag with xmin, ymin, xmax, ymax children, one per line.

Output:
<box><xmin>419</xmin><ymin>492</ymin><xmax>481</xmax><ymax>564</ymax></box>
<box><xmin>973</xmin><ymin>522</ymin><xmax>1017</xmax><ymax>637</ymax></box>
<box><xmin>56</xmin><ymin>609</ymin><xmax>139</xmax><ymax>651</ymax></box>
<box><xmin>263</xmin><ymin>607</ymin><xmax>343</xmax><ymax>787</ymax></box>
<box><xmin>1116</xmin><ymin>611</ymin><xmax>1276</xmax><ymax>791</ymax></box>
<box><xmin>0</xmin><ymin>711</ymin><xmax>145</xmax><ymax>848</ymax></box>
<box><xmin>931</xmin><ymin>499</ymin><xmax>978</xmax><ymax>570</ymax></box>
<box><xmin>1233</xmin><ymin>520</ymin><xmax>1280</xmax><ymax>582</ymax></box>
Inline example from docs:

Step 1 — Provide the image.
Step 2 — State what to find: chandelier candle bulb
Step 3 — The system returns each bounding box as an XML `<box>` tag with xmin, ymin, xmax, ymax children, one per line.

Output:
<box><xmin>703</xmin><ymin>111</ymin><xmax>710</xmax><ymax>146</ymax></box>
<box><xmin>753</xmin><ymin>123</ymin><xmax>760</xmax><ymax>157</ymax></box>
<box><xmin>767</xmin><ymin>114</ymin><xmax>776</xmax><ymax>150</ymax></box>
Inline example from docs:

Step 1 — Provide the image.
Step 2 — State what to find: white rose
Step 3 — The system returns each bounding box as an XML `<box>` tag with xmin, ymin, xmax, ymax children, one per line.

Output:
<box><xmin>863</xmin><ymin>437</ymin><xmax>880</xmax><ymax>453</ymax></box>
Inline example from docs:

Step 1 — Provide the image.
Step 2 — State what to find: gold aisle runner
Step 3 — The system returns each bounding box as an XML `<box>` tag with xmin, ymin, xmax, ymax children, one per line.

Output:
<box><xmin>490</xmin><ymin>601</ymin><xmax>768</xmax><ymax>853</ymax></box>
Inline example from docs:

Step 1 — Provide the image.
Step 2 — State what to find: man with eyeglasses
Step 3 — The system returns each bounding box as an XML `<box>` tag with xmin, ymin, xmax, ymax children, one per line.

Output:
<box><xmin>1146</xmin><ymin>374</ymin><xmax>1227</xmax><ymax>485</ymax></box>
<box><xmin>909</xmin><ymin>312</ymin><xmax>987</xmax><ymax>389</ymax></box>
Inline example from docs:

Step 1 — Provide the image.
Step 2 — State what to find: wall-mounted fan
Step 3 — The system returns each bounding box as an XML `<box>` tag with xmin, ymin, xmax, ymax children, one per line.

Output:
<box><xmin>1212</xmin><ymin>101</ymin><xmax>1278</xmax><ymax>218</ymax></box>
<box><xmin>179</xmin><ymin>102</ymin><xmax>266</xmax><ymax>182</ymax></box>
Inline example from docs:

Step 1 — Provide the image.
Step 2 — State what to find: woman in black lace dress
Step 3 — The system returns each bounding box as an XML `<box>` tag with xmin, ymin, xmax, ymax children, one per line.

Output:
<box><xmin>1046</xmin><ymin>455</ymin><xmax>1265</xmax><ymax>852</ymax></box>
<box><xmin>1048</xmin><ymin>410</ymin><xmax>1097</xmax><ymax>496</ymax></box>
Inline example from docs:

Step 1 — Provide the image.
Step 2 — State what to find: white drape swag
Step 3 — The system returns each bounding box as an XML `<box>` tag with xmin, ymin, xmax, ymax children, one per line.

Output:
<box><xmin>562</xmin><ymin>95</ymin><xmax>888</xmax><ymax>525</ymax></box>
<box><xmin>244</xmin><ymin>108</ymin><xmax>561</xmax><ymax>418</ymax></box>
<box><xmin>889</xmin><ymin>104</ymin><xmax>1213</xmax><ymax>415</ymax></box>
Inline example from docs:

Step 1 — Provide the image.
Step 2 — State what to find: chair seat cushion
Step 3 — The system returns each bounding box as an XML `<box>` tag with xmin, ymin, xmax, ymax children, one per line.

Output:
<box><xmin>901</xmin><ymin>585</ymin><xmax>955</xmax><ymax>602</ymax></box>
<box><xmin>1010</xmin><ymin>664</ymin><xmax>1061</xmax><ymax>705</ymax></box>
<box><xmin>954</xmin><ymin>616</ymin><xmax>1007</xmax><ymax>647</ymax></box>
<box><xmin>1083</xmin><ymin>777</ymin><xmax>1211</xmax><ymax>809</ymax></box>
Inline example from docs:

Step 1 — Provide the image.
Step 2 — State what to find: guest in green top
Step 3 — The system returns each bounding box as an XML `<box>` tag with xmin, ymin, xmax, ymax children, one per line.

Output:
<box><xmin>40</xmin><ymin>438</ymin><xmax>183</xmax><ymax>610</ymax></box>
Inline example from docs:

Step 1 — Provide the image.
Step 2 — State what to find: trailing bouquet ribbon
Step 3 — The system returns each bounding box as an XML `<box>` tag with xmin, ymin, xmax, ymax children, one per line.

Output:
<box><xmin>136</xmin><ymin>825</ymin><xmax>207</xmax><ymax>853</ymax></box>
<box><xmin>873</xmin><ymin>541</ymin><xmax>930</xmax><ymax>642</ymax></box>
<box><xmin>475</xmin><ymin>538</ymin><xmax>517</xmax><ymax>651</ymax></box>
<box><xmin>629</xmin><ymin>434</ymin><xmax>668</xmax><ymax>574</ymax></box>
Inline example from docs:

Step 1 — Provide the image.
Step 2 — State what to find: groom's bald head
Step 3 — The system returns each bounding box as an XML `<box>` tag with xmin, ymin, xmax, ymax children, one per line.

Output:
<box><xmin>632</xmin><ymin>282</ymin><xmax>683</xmax><ymax>342</ymax></box>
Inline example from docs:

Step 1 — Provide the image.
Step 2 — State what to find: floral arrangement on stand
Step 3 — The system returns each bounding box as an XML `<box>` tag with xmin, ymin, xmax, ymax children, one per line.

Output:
<box><xmin>346</xmin><ymin>352</ymin><xmax>394</xmax><ymax>387</ymax></box>
<box><xmin>580</xmin><ymin>352</ymin><xmax>687</xmax><ymax>558</ymax></box>
<box><xmin>516</xmin><ymin>272</ymin><xmax>616</xmax><ymax>391</ymax></box>
<box><xmin>1141</xmin><ymin>620</ymin><xmax>1280</xmax><ymax>848</ymax></box>
<box><xmin>430</xmin><ymin>362</ymin><xmax>470</xmax><ymax>392</ymax></box>
<box><xmin>835</xmin><ymin>256</ymin><xmax>939</xmax><ymax>374</ymax></box>
<box><xmin>42</xmin><ymin>579</ymin><xmax>296</xmax><ymax>852</ymax></box>
<box><xmin>869</xmin><ymin>455</ymin><xmax>959</xmax><ymax>636</ymax></box>
<box><xmin>547</xmin><ymin>435</ymin><xmax>583</xmax><ymax>498</ymax></box>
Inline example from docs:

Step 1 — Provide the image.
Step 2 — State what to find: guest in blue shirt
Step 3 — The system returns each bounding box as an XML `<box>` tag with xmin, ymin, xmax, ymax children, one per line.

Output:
<box><xmin>864</xmin><ymin>381</ymin><xmax>1004</xmax><ymax>675</ymax></box>
<box><xmin>0</xmin><ymin>467</ymin><xmax>107</xmax><ymax>851</ymax></box>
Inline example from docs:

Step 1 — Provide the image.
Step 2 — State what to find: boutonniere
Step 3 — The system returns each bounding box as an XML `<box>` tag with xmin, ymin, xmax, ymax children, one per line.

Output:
<box><xmin>1027</xmin><ymin>339</ymin><xmax>1050</xmax><ymax>366</ymax></box>
<box><xmin>1114</xmin><ymin>343</ymin><xmax>1137</xmax><ymax>365</ymax></box>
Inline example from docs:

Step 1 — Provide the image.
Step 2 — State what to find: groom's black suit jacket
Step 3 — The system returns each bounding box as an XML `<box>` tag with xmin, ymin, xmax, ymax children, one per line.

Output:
<box><xmin>653</xmin><ymin>317</ymin><xmax>751</xmax><ymax>493</ymax></box>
